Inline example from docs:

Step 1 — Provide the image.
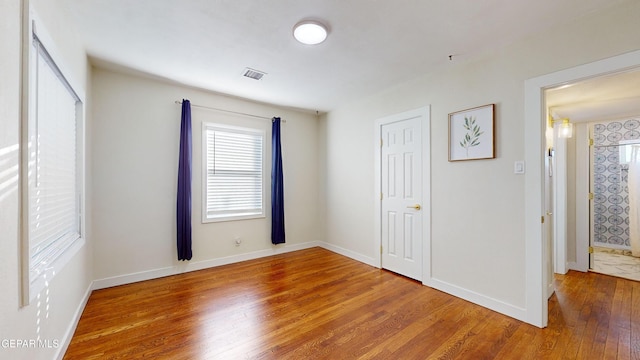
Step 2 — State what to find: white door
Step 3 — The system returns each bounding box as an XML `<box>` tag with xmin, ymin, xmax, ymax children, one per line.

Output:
<box><xmin>381</xmin><ymin>117</ymin><xmax>422</xmax><ymax>280</ymax></box>
<box><xmin>545</xmin><ymin>147</ymin><xmax>555</xmax><ymax>299</ymax></box>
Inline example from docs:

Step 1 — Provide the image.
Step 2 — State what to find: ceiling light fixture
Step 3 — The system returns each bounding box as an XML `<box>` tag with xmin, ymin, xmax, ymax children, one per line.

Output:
<box><xmin>293</xmin><ymin>20</ymin><xmax>328</xmax><ymax>45</ymax></box>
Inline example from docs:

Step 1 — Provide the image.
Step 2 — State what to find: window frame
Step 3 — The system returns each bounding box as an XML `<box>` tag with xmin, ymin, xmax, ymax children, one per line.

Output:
<box><xmin>201</xmin><ymin>122</ymin><xmax>266</xmax><ymax>223</ymax></box>
<box><xmin>21</xmin><ymin>13</ymin><xmax>86</xmax><ymax>305</ymax></box>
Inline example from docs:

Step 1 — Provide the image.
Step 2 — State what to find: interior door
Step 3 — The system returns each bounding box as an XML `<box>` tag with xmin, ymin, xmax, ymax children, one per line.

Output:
<box><xmin>381</xmin><ymin>117</ymin><xmax>422</xmax><ymax>281</ymax></box>
<box><xmin>588</xmin><ymin>124</ymin><xmax>595</xmax><ymax>270</ymax></box>
<box><xmin>545</xmin><ymin>147</ymin><xmax>555</xmax><ymax>299</ymax></box>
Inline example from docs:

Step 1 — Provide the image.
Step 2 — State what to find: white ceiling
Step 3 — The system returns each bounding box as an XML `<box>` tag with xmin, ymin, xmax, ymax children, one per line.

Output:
<box><xmin>546</xmin><ymin>70</ymin><xmax>640</xmax><ymax>123</ymax></box>
<box><xmin>59</xmin><ymin>0</ymin><xmax>630</xmax><ymax>113</ymax></box>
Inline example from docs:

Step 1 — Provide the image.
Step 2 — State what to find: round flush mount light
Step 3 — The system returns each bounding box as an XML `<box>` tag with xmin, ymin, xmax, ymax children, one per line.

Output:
<box><xmin>293</xmin><ymin>20</ymin><xmax>328</xmax><ymax>45</ymax></box>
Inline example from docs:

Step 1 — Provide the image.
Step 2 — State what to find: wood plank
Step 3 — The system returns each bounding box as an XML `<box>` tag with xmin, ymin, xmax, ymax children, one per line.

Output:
<box><xmin>63</xmin><ymin>248</ymin><xmax>640</xmax><ymax>359</ymax></box>
<box><xmin>631</xmin><ymin>281</ymin><xmax>640</xmax><ymax>359</ymax></box>
<box><xmin>604</xmin><ymin>279</ymin><xmax>627</xmax><ymax>360</ymax></box>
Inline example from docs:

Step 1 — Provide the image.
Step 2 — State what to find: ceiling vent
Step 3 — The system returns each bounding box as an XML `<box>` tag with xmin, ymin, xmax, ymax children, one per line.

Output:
<box><xmin>243</xmin><ymin>68</ymin><xmax>266</xmax><ymax>80</ymax></box>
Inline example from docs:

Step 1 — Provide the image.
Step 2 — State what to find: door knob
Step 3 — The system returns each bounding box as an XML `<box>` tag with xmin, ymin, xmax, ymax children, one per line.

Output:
<box><xmin>407</xmin><ymin>204</ymin><xmax>421</xmax><ymax>210</ymax></box>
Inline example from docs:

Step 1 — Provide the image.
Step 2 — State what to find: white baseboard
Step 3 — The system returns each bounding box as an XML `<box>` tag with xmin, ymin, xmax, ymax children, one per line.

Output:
<box><xmin>55</xmin><ymin>283</ymin><xmax>92</xmax><ymax>360</ymax></box>
<box><xmin>92</xmin><ymin>241</ymin><xmax>321</xmax><ymax>290</ymax></box>
<box><xmin>61</xmin><ymin>241</ymin><xmax>532</xmax><ymax>359</ymax></box>
<box><xmin>319</xmin><ymin>243</ymin><xmax>528</xmax><ymax>324</ymax></box>
<box><xmin>318</xmin><ymin>242</ymin><xmax>377</xmax><ymax>268</ymax></box>
<box><xmin>568</xmin><ymin>261</ymin><xmax>588</xmax><ymax>273</ymax></box>
<box><xmin>424</xmin><ymin>276</ymin><xmax>528</xmax><ymax>324</ymax></box>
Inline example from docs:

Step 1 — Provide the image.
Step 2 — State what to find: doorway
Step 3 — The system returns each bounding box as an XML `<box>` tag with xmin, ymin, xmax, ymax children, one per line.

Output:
<box><xmin>374</xmin><ymin>106</ymin><xmax>431</xmax><ymax>283</ymax></box>
<box><xmin>546</xmin><ymin>70</ymin><xmax>640</xmax><ymax>283</ymax></box>
<box><xmin>524</xmin><ymin>49</ymin><xmax>640</xmax><ymax>328</ymax></box>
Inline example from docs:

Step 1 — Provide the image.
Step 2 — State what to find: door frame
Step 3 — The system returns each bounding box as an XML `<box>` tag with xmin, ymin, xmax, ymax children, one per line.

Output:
<box><xmin>524</xmin><ymin>49</ymin><xmax>640</xmax><ymax>328</ymax></box>
<box><xmin>374</xmin><ymin>106</ymin><xmax>431</xmax><ymax>283</ymax></box>
<box><xmin>552</xmin><ymin>130</ymin><xmax>569</xmax><ymax>276</ymax></box>
<box><xmin>575</xmin><ymin>123</ymin><xmax>590</xmax><ymax>272</ymax></box>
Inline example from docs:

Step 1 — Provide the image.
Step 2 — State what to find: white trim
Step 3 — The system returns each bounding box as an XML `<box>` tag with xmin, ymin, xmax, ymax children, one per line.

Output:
<box><xmin>574</xmin><ymin>123</ymin><xmax>589</xmax><ymax>272</ymax></box>
<box><xmin>91</xmin><ymin>241</ymin><xmax>384</xmax><ymax>291</ymax></box>
<box><xmin>19</xmin><ymin>0</ymin><xmax>32</xmax><ymax>307</ymax></box>
<box><xmin>524</xmin><ymin>76</ymin><xmax>551</xmax><ymax>328</ymax></box>
<box><xmin>201</xmin><ymin>121</ymin><xmax>266</xmax><ymax>223</ymax></box>
<box><xmin>525</xmin><ymin>49</ymin><xmax>640</xmax><ymax>328</ymax></box>
<box><xmin>21</xmin><ymin>6</ymin><xmax>87</xmax><ymax>305</ymax></box>
<box><xmin>421</xmin><ymin>107</ymin><xmax>432</xmax><ymax>285</ymax></box>
<box><xmin>28</xmin><ymin>9</ymin><xmax>85</xmax><ymax>101</ymax></box>
<box><xmin>567</xmin><ymin>261</ymin><xmax>580</xmax><ymax>271</ymax></box>
<box><xmin>93</xmin><ymin>241</ymin><xmax>320</xmax><ymax>290</ymax></box>
<box><xmin>373</xmin><ymin>121</ymin><xmax>382</xmax><ymax>268</ymax></box>
<box><xmin>29</xmin><ymin>238</ymin><xmax>85</xmax><ymax>302</ymax></box>
<box><xmin>55</xmin><ymin>282</ymin><xmax>92</xmax><ymax>360</ymax></box>
<box><xmin>553</xmin><ymin>131</ymin><xmax>568</xmax><ymax>274</ymax></box>
<box><xmin>428</xmin><ymin>277</ymin><xmax>527</xmax><ymax>323</ymax></box>
<box><xmin>319</xmin><ymin>242</ymin><xmax>377</xmax><ymax>267</ymax></box>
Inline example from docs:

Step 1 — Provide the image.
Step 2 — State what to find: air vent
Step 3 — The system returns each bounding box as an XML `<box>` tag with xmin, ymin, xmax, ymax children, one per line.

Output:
<box><xmin>243</xmin><ymin>68</ymin><xmax>266</xmax><ymax>80</ymax></box>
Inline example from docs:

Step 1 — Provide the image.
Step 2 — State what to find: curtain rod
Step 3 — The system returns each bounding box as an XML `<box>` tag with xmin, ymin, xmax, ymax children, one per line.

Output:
<box><xmin>175</xmin><ymin>100</ymin><xmax>285</xmax><ymax>122</ymax></box>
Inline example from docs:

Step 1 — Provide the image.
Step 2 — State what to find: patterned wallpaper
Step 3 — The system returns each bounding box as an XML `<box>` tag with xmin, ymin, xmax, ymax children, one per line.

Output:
<box><xmin>592</xmin><ymin>118</ymin><xmax>640</xmax><ymax>249</ymax></box>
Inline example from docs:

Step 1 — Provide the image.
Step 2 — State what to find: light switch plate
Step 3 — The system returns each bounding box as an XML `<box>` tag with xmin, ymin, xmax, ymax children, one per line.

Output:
<box><xmin>514</xmin><ymin>160</ymin><xmax>525</xmax><ymax>174</ymax></box>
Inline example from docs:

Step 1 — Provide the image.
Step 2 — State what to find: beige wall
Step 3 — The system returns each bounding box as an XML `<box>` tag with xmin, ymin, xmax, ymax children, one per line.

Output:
<box><xmin>90</xmin><ymin>68</ymin><xmax>320</xmax><ymax>282</ymax></box>
<box><xmin>0</xmin><ymin>1</ymin><xmax>93</xmax><ymax>359</ymax></box>
<box><xmin>2</xmin><ymin>2</ymin><xmax>640</xmax><ymax>358</ymax></box>
<box><xmin>320</xmin><ymin>0</ymin><xmax>640</xmax><ymax>312</ymax></box>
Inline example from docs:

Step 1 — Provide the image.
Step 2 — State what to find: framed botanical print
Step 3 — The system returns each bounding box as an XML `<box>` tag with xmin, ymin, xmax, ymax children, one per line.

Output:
<box><xmin>448</xmin><ymin>104</ymin><xmax>495</xmax><ymax>161</ymax></box>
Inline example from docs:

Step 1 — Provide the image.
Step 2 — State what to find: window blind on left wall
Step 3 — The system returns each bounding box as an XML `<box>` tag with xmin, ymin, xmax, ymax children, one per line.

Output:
<box><xmin>27</xmin><ymin>33</ymin><xmax>83</xmax><ymax>300</ymax></box>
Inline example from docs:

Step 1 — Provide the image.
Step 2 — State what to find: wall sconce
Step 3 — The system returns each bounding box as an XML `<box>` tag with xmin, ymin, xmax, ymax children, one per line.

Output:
<box><xmin>549</xmin><ymin>116</ymin><xmax>573</xmax><ymax>138</ymax></box>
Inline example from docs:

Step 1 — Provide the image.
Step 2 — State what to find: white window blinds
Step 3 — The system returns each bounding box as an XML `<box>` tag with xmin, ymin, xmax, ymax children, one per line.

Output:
<box><xmin>27</xmin><ymin>33</ymin><xmax>83</xmax><ymax>300</ymax></box>
<box><xmin>203</xmin><ymin>124</ymin><xmax>265</xmax><ymax>222</ymax></box>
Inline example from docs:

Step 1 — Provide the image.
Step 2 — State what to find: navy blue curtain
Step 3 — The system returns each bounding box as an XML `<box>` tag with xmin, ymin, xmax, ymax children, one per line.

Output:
<box><xmin>271</xmin><ymin>117</ymin><xmax>285</xmax><ymax>244</ymax></box>
<box><xmin>177</xmin><ymin>99</ymin><xmax>193</xmax><ymax>260</ymax></box>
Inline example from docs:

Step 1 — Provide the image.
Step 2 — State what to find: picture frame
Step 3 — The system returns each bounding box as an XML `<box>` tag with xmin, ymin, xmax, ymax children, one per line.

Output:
<box><xmin>448</xmin><ymin>104</ymin><xmax>495</xmax><ymax>161</ymax></box>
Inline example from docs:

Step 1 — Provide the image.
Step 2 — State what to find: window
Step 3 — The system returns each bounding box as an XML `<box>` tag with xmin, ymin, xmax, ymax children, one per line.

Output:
<box><xmin>619</xmin><ymin>139</ymin><xmax>640</xmax><ymax>165</ymax></box>
<box><xmin>202</xmin><ymin>123</ymin><xmax>265</xmax><ymax>222</ymax></box>
<box><xmin>23</xmin><ymin>28</ymin><xmax>84</xmax><ymax>303</ymax></box>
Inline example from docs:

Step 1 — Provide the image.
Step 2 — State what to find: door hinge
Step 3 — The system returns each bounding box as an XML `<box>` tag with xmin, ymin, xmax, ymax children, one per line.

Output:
<box><xmin>380</xmin><ymin>138</ymin><xmax>383</xmax><ymax>148</ymax></box>
<box><xmin>541</xmin><ymin>216</ymin><xmax>545</xmax><ymax>224</ymax></box>
<box><xmin>589</xmin><ymin>138</ymin><xmax>594</xmax><ymax>146</ymax></box>
<box><xmin>588</xmin><ymin>193</ymin><xmax>594</xmax><ymax>200</ymax></box>
<box><xmin>589</xmin><ymin>246</ymin><xmax>594</xmax><ymax>254</ymax></box>
<box><xmin>380</xmin><ymin>245</ymin><xmax>383</xmax><ymax>254</ymax></box>
<box><xmin>380</xmin><ymin>192</ymin><xmax>383</xmax><ymax>200</ymax></box>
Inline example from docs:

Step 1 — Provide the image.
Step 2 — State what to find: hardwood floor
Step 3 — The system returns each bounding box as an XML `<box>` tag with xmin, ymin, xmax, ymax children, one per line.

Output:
<box><xmin>63</xmin><ymin>247</ymin><xmax>640</xmax><ymax>359</ymax></box>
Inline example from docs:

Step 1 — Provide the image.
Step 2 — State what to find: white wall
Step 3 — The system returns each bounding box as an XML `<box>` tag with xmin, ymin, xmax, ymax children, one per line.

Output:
<box><xmin>0</xmin><ymin>1</ymin><xmax>93</xmax><ymax>359</ymax></box>
<box><xmin>320</xmin><ymin>0</ymin><xmax>640</xmax><ymax>320</ymax></box>
<box><xmin>567</xmin><ymin>135</ymin><xmax>577</xmax><ymax>264</ymax></box>
<box><xmin>90</xmin><ymin>68</ymin><xmax>320</xmax><ymax>285</ymax></box>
